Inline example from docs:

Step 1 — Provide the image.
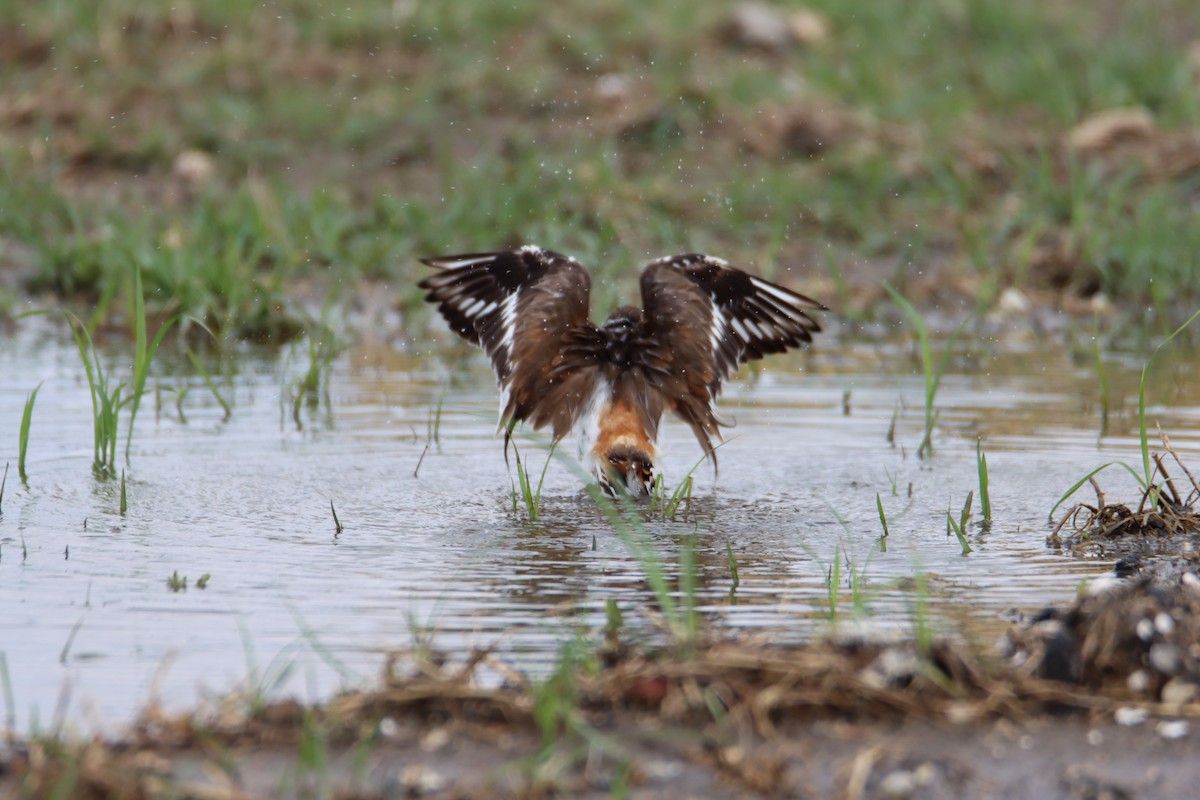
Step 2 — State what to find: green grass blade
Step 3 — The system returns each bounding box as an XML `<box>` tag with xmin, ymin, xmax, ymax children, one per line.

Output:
<box><xmin>64</xmin><ymin>311</ymin><xmax>103</xmax><ymax>466</ymax></box>
<box><xmin>725</xmin><ymin>539</ymin><xmax>740</xmax><ymax>588</ymax></box>
<box><xmin>1092</xmin><ymin>319</ymin><xmax>1109</xmax><ymax>437</ymax></box>
<box><xmin>534</xmin><ymin>440</ymin><xmax>557</xmax><ymax>510</ymax></box>
<box><xmin>186</xmin><ymin>348</ymin><xmax>233</xmax><ymax>420</ymax></box>
<box><xmin>330</xmin><ymin>500</ymin><xmax>343</xmax><ymax>534</ymax></box>
<box><xmin>512</xmin><ymin>443</ymin><xmax>538</xmax><ymax>521</ymax></box>
<box><xmin>959</xmin><ymin>489</ymin><xmax>973</xmax><ymax>534</ymax></box>
<box><xmin>679</xmin><ymin>534</ymin><xmax>700</xmax><ymax>647</ymax></box>
<box><xmin>946</xmin><ymin>512</ymin><xmax>972</xmax><ymax>555</ymax></box>
<box><xmin>976</xmin><ymin>440</ymin><xmax>991</xmax><ymax>522</ymax></box>
<box><xmin>884</xmin><ymin>284</ymin><xmax>933</xmax><ymax>451</ymax></box>
<box><xmin>1048</xmin><ymin>461</ymin><xmax>1146</xmax><ymax>521</ymax></box>
<box><xmin>1138</xmin><ymin>308</ymin><xmax>1200</xmax><ymax>489</ymax></box>
<box><xmin>18</xmin><ymin>382</ymin><xmax>42</xmax><ymax>483</ymax></box>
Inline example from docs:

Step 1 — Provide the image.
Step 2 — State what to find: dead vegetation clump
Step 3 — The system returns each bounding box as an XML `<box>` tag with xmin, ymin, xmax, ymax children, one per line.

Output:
<box><xmin>1049</xmin><ymin>437</ymin><xmax>1200</xmax><ymax>553</ymax></box>
<box><xmin>1003</xmin><ymin>570</ymin><xmax>1200</xmax><ymax>707</ymax></box>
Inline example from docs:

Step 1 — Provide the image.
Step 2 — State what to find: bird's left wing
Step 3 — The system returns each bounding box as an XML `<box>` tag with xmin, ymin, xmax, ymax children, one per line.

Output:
<box><xmin>637</xmin><ymin>254</ymin><xmax>825</xmax><ymax>460</ymax></box>
<box><xmin>419</xmin><ymin>246</ymin><xmax>604</xmax><ymax>441</ymax></box>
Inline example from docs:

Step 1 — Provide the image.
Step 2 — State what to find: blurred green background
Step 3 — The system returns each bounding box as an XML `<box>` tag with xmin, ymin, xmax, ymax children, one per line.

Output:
<box><xmin>1</xmin><ymin>0</ymin><xmax>1198</xmax><ymax>342</ymax></box>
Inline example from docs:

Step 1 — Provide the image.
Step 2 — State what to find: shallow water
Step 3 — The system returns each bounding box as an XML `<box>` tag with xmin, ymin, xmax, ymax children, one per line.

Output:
<box><xmin>1</xmin><ymin>323</ymin><xmax>1197</xmax><ymax>731</ymax></box>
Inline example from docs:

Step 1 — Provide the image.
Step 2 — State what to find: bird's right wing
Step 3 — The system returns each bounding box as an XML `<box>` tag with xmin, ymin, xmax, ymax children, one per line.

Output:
<box><xmin>637</xmin><ymin>254</ymin><xmax>825</xmax><ymax>461</ymax></box>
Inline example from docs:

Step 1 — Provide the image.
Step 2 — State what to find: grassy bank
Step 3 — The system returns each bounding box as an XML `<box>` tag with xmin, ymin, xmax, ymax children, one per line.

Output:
<box><xmin>1</xmin><ymin>0</ymin><xmax>1198</xmax><ymax>342</ymax></box>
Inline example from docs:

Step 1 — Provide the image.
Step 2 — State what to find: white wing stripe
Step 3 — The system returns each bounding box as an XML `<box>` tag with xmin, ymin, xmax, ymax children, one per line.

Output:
<box><xmin>499</xmin><ymin>292</ymin><xmax>520</xmax><ymax>360</ymax></box>
<box><xmin>709</xmin><ymin>308</ymin><xmax>725</xmax><ymax>353</ymax></box>
<box><xmin>428</xmin><ymin>255</ymin><xmax>498</xmax><ymax>269</ymax></box>
<box><xmin>751</xmin><ymin>277</ymin><xmax>810</xmax><ymax>309</ymax></box>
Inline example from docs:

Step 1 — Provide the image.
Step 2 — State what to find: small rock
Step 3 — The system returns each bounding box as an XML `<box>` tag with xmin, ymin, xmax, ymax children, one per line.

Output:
<box><xmin>1068</xmin><ymin>107</ymin><xmax>1154</xmax><ymax>154</ymax></box>
<box><xmin>1115</xmin><ymin>706</ymin><xmax>1149</xmax><ymax>726</ymax></box>
<box><xmin>1127</xmin><ymin>669</ymin><xmax>1152</xmax><ymax>694</ymax></box>
<box><xmin>725</xmin><ymin>3</ymin><xmax>794</xmax><ymax>51</ymax></box>
<box><xmin>1149</xmin><ymin>643</ymin><xmax>1181</xmax><ymax>676</ymax></box>
<box><xmin>1086</xmin><ymin>728</ymin><xmax>1104</xmax><ymax>746</ymax></box>
<box><xmin>912</xmin><ymin>762</ymin><xmax>938</xmax><ymax>787</ymax></box>
<box><xmin>1155</xmin><ymin>612</ymin><xmax>1176</xmax><ymax>636</ymax></box>
<box><xmin>862</xmin><ymin>646</ymin><xmax>921</xmax><ymax>688</ymax></box>
<box><xmin>1161</xmin><ymin>678</ymin><xmax>1199</xmax><ymax>706</ymax></box>
<box><xmin>878</xmin><ymin>769</ymin><xmax>918</xmax><ymax>799</ymax></box>
<box><xmin>595</xmin><ymin>73</ymin><xmax>635</xmax><ymax>105</ymax></box>
<box><xmin>173</xmin><ymin>149</ymin><xmax>215</xmax><ymax>185</ymax></box>
<box><xmin>1157</xmin><ymin>719</ymin><xmax>1189</xmax><ymax>740</ymax></box>
<box><xmin>420</xmin><ymin>726</ymin><xmax>450</xmax><ymax>751</ymax></box>
<box><xmin>996</xmin><ymin>286</ymin><xmax>1031</xmax><ymax>315</ymax></box>
<box><xmin>401</xmin><ymin>765</ymin><xmax>446</xmax><ymax>795</ymax></box>
<box><xmin>788</xmin><ymin>9</ymin><xmax>829</xmax><ymax>45</ymax></box>
<box><xmin>1087</xmin><ymin>292</ymin><xmax>1113</xmax><ymax>315</ymax></box>
<box><xmin>1136</xmin><ymin>617</ymin><xmax>1155</xmax><ymax>642</ymax></box>
<box><xmin>1113</xmin><ymin>555</ymin><xmax>1142</xmax><ymax>578</ymax></box>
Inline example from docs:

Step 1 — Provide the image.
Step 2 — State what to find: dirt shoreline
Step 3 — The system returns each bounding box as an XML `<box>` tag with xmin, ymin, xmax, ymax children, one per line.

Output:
<box><xmin>7</xmin><ymin>564</ymin><xmax>1200</xmax><ymax>799</ymax></box>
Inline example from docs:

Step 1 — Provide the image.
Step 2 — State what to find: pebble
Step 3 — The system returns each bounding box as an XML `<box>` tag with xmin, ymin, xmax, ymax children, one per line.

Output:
<box><xmin>1127</xmin><ymin>669</ymin><xmax>1151</xmax><ymax>694</ymax></box>
<box><xmin>1157</xmin><ymin>720</ymin><xmax>1189</xmax><ymax>740</ymax></box>
<box><xmin>1149</xmin><ymin>643</ymin><xmax>1181</xmax><ymax>676</ymax></box>
<box><xmin>878</xmin><ymin>770</ymin><xmax>918</xmax><ymax>799</ymax></box>
<box><xmin>1160</xmin><ymin>677</ymin><xmax>1199</xmax><ymax>706</ymax></box>
<box><xmin>725</xmin><ymin>3</ymin><xmax>794</xmax><ymax>50</ymax></box>
<box><xmin>1115</xmin><ymin>706</ymin><xmax>1149</xmax><ymax>726</ymax></box>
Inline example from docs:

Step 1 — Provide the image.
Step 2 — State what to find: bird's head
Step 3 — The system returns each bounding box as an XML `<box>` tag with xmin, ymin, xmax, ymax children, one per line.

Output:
<box><xmin>598</xmin><ymin>444</ymin><xmax>655</xmax><ymax>499</ymax></box>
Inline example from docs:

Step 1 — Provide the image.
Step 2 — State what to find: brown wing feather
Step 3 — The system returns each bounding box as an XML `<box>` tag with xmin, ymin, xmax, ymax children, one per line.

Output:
<box><xmin>419</xmin><ymin>246</ymin><xmax>603</xmax><ymax>441</ymax></box>
<box><xmin>637</xmin><ymin>254</ymin><xmax>825</xmax><ymax>461</ymax></box>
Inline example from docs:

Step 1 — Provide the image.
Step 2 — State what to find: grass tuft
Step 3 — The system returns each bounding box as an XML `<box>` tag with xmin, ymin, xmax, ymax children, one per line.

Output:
<box><xmin>167</xmin><ymin>571</ymin><xmax>188</xmax><ymax>592</ymax></box>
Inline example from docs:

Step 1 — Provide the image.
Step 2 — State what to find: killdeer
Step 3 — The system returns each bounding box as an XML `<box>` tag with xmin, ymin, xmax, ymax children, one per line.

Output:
<box><xmin>419</xmin><ymin>245</ymin><xmax>824</xmax><ymax>496</ymax></box>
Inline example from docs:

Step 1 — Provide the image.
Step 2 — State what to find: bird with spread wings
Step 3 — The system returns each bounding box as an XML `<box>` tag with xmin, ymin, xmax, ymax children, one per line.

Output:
<box><xmin>419</xmin><ymin>245</ymin><xmax>825</xmax><ymax>496</ymax></box>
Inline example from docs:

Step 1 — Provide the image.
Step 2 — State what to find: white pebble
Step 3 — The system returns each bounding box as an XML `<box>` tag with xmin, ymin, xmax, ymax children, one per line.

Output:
<box><xmin>1157</xmin><ymin>720</ymin><xmax>1189</xmax><ymax>740</ymax></box>
<box><xmin>1115</xmin><ymin>706</ymin><xmax>1150</xmax><ymax>726</ymax></box>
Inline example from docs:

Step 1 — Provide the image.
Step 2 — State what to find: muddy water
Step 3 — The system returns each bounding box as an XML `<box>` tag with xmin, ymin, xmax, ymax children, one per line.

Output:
<box><xmin>0</xmin><ymin>323</ymin><xmax>1196</xmax><ymax>731</ymax></box>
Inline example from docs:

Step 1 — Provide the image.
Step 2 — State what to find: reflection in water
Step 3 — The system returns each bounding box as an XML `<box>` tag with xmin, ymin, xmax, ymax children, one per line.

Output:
<box><xmin>0</xmin><ymin>327</ymin><xmax>1197</xmax><ymax>728</ymax></box>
